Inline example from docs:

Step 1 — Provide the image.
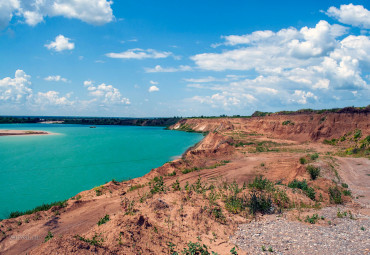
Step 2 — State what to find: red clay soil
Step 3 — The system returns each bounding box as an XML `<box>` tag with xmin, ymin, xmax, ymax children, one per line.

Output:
<box><xmin>0</xmin><ymin>112</ymin><xmax>369</xmax><ymax>254</ymax></box>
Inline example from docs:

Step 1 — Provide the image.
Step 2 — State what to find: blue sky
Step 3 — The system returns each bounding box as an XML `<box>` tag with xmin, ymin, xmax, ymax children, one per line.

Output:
<box><xmin>0</xmin><ymin>0</ymin><xmax>369</xmax><ymax>117</ymax></box>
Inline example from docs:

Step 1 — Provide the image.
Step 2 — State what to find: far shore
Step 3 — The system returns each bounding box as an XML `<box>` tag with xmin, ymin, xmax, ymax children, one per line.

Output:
<box><xmin>0</xmin><ymin>130</ymin><xmax>52</xmax><ymax>136</ymax></box>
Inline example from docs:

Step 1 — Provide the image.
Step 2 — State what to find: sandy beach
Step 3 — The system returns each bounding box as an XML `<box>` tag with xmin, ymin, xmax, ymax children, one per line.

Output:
<box><xmin>0</xmin><ymin>130</ymin><xmax>51</xmax><ymax>136</ymax></box>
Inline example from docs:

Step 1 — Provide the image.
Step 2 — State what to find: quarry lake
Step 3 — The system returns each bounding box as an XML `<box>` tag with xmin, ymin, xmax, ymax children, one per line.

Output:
<box><xmin>0</xmin><ymin>124</ymin><xmax>203</xmax><ymax>219</ymax></box>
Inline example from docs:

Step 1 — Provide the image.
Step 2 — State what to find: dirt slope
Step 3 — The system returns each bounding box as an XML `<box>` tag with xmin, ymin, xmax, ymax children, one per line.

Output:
<box><xmin>0</xmin><ymin>112</ymin><xmax>369</xmax><ymax>254</ymax></box>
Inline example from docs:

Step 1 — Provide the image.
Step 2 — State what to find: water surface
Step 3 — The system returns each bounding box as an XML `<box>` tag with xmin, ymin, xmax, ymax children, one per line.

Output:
<box><xmin>0</xmin><ymin>124</ymin><xmax>203</xmax><ymax>219</ymax></box>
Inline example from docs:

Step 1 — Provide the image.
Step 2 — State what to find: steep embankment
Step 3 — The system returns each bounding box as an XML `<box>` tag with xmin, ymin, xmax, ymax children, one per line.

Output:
<box><xmin>171</xmin><ymin>112</ymin><xmax>369</xmax><ymax>142</ymax></box>
<box><xmin>0</xmin><ymin>111</ymin><xmax>369</xmax><ymax>254</ymax></box>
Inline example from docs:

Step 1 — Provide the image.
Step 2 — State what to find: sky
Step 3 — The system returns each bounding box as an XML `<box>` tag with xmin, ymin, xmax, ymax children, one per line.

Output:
<box><xmin>0</xmin><ymin>0</ymin><xmax>369</xmax><ymax>117</ymax></box>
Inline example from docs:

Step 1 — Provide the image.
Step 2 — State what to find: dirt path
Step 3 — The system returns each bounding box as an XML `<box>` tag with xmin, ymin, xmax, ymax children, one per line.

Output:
<box><xmin>335</xmin><ymin>157</ymin><xmax>370</xmax><ymax>215</ymax></box>
<box><xmin>0</xmin><ymin>196</ymin><xmax>122</xmax><ymax>254</ymax></box>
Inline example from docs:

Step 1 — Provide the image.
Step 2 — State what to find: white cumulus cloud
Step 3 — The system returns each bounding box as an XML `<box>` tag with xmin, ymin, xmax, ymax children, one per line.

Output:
<box><xmin>34</xmin><ymin>91</ymin><xmax>73</xmax><ymax>106</ymax></box>
<box><xmin>148</xmin><ymin>85</ymin><xmax>159</xmax><ymax>92</ymax></box>
<box><xmin>326</xmin><ymin>4</ymin><xmax>370</xmax><ymax>29</ymax></box>
<box><xmin>44</xmin><ymin>75</ymin><xmax>68</xmax><ymax>82</ymax></box>
<box><xmin>0</xmin><ymin>0</ymin><xmax>114</xmax><ymax>29</ymax></box>
<box><xmin>0</xmin><ymin>69</ymin><xmax>32</xmax><ymax>103</ymax></box>
<box><xmin>145</xmin><ymin>65</ymin><xmax>192</xmax><ymax>73</ymax></box>
<box><xmin>45</xmin><ymin>35</ymin><xmax>75</xmax><ymax>52</ymax></box>
<box><xmin>84</xmin><ymin>80</ymin><xmax>130</xmax><ymax>104</ymax></box>
<box><xmin>106</xmin><ymin>49</ymin><xmax>172</xmax><ymax>60</ymax></box>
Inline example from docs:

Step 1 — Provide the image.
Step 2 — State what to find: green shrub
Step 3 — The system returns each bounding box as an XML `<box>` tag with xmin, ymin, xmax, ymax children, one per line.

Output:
<box><xmin>150</xmin><ymin>176</ymin><xmax>166</xmax><ymax>194</ymax></box>
<box><xmin>9</xmin><ymin>200</ymin><xmax>67</xmax><ymax>219</ymax></box>
<box><xmin>305</xmin><ymin>214</ymin><xmax>319</xmax><ymax>224</ymax></box>
<box><xmin>44</xmin><ymin>231</ymin><xmax>53</xmax><ymax>242</ymax></box>
<box><xmin>171</xmin><ymin>179</ymin><xmax>181</xmax><ymax>191</ymax></box>
<box><xmin>343</xmin><ymin>189</ymin><xmax>352</xmax><ymax>196</ymax></box>
<box><xmin>97</xmin><ymin>214</ymin><xmax>110</xmax><ymax>226</ymax></box>
<box><xmin>299</xmin><ymin>157</ymin><xmax>307</xmax><ymax>164</ymax></box>
<box><xmin>247</xmin><ymin>192</ymin><xmax>272</xmax><ymax>215</ymax></box>
<box><xmin>248</xmin><ymin>176</ymin><xmax>274</xmax><ymax>191</ymax></box>
<box><xmin>354</xmin><ymin>129</ymin><xmax>362</xmax><ymax>139</ymax></box>
<box><xmin>168</xmin><ymin>171</ymin><xmax>176</xmax><ymax>176</ymax></box>
<box><xmin>341</xmin><ymin>183</ymin><xmax>348</xmax><ymax>188</ymax></box>
<box><xmin>288</xmin><ymin>179</ymin><xmax>315</xmax><ymax>200</ymax></box>
<box><xmin>211</xmin><ymin>207</ymin><xmax>226</xmax><ymax>223</ymax></box>
<box><xmin>282</xmin><ymin>120</ymin><xmax>294</xmax><ymax>125</ymax></box>
<box><xmin>75</xmin><ymin>233</ymin><xmax>104</xmax><ymax>247</ymax></box>
<box><xmin>224</xmin><ymin>195</ymin><xmax>247</xmax><ymax>214</ymax></box>
<box><xmin>182</xmin><ymin>241</ymin><xmax>211</xmax><ymax>255</ymax></box>
<box><xmin>323</xmin><ymin>139</ymin><xmax>337</xmax><ymax>145</ymax></box>
<box><xmin>310</xmin><ymin>153</ymin><xmax>319</xmax><ymax>160</ymax></box>
<box><xmin>306</xmin><ymin>165</ymin><xmax>320</xmax><ymax>180</ymax></box>
<box><xmin>329</xmin><ymin>186</ymin><xmax>342</xmax><ymax>204</ymax></box>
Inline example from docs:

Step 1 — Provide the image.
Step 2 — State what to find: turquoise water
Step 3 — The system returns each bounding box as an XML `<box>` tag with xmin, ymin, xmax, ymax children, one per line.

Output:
<box><xmin>0</xmin><ymin>124</ymin><xmax>203</xmax><ymax>219</ymax></box>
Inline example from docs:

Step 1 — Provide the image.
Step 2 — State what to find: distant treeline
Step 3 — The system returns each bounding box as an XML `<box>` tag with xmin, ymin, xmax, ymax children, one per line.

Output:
<box><xmin>0</xmin><ymin>117</ymin><xmax>41</xmax><ymax>124</ymax></box>
<box><xmin>63</xmin><ymin>117</ymin><xmax>181</xmax><ymax>127</ymax></box>
<box><xmin>251</xmin><ymin>105</ymin><xmax>370</xmax><ymax>117</ymax></box>
<box><xmin>188</xmin><ymin>105</ymin><xmax>370</xmax><ymax>119</ymax></box>
<box><xmin>0</xmin><ymin>116</ymin><xmax>181</xmax><ymax>127</ymax></box>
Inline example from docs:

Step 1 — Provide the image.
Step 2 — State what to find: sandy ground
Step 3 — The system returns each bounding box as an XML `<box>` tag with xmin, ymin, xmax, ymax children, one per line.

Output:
<box><xmin>0</xmin><ymin>130</ymin><xmax>51</xmax><ymax>136</ymax></box>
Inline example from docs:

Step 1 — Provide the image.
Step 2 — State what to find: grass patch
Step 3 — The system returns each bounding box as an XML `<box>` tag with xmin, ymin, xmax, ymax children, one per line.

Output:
<box><xmin>44</xmin><ymin>231</ymin><xmax>53</xmax><ymax>242</ymax></box>
<box><xmin>323</xmin><ymin>139</ymin><xmax>338</xmax><ymax>146</ymax></box>
<box><xmin>329</xmin><ymin>186</ymin><xmax>342</xmax><ymax>204</ymax></box>
<box><xmin>128</xmin><ymin>183</ymin><xmax>145</xmax><ymax>192</ymax></box>
<box><xmin>182</xmin><ymin>161</ymin><xmax>230</xmax><ymax>174</ymax></box>
<box><xmin>97</xmin><ymin>214</ymin><xmax>110</xmax><ymax>226</ymax></box>
<box><xmin>9</xmin><ymin>200</ymin><xmax>67</xmax><ymax>219</ymax></box>
<box><xmin>75</xmin><ymin>233</ymin><xmax>104</xmax><ymax>247</ymax></box>
<box><xmin>310</xmin><ymin>153</ymin><xmax>319</xmax><ymax>160</ymax></box>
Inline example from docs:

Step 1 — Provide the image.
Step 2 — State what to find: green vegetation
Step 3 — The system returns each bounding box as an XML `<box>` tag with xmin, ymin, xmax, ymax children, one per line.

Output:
<box><xmin>9</xmin><ymin>200</ymin><xmax>67</xmax><ymax>218</ymax></box>
<box><xmin>282</xmin><ymin>120</ymin><xmax>294</xmax><ymax>125</ymax></box>
<box><xmin>354</xmin><ymin>129</ymin><xmax>362</xmax><ymax>139</ymax></box>
<box><xmin>224</xmin><ymin>181</ymin><xmax>247</xmax><ymax>214</ymax></box>
<box><xmin>329</xmin><ymin>186</ymin><xmax>342</xmax><ymax>204</ymax></box>
<box><xmin>288</xmin><ymin>180</ymin><xmax>316</xmax><ymax>200</ymax></box>
<box><xmin>171</xmin><ymin>179</ymin><xmax>181</xmax><ymax>191</ymax></box>
<box><xmin>167</xmin><ymin>170</ymin><xmax>177</xmax><ymax>176</ymax></box>
<box><xmin>342</xmin><ymin>189</ymin><xmax>352</xmax><ymax>196</ymax></box>
<box><xmin>75</xmin><ymin>233</ymin><xmax>104</xmax><ymax>247</ymax></box>
<box><xmin>248</xmin><ymin>176</ymin><xmax>274</xmax><ymax>192</ymax></box>
<box><xmin>128</xmin><ymin>183</ymin><xmax>145</xmax><ymax>192</ymax></box>
<box><xmin>97</xmin><ymin>214</ymin><xmax>110</xmax><ymax>226</ymax></box>
<box><xmin>94</xmin><ymin>185</ymin><xmax>104</xmax><ymax>196</ymax></box>
<box><xmin>323</xmin><ymin>138</ymin><xmax>338</xmax><ymax>145</ymax></box>
<box><xmin>306</xmin><ymin>165</ymin><xmax>320</xmax><ymax>180</ymax></box>
<box><xmin>299</xmin><ymin>157</ymin><xmax>307</xmax><ymax>164</ymax></box>
<box><xmin>248</xmin><ymin>192</ymin><xmax>272</xmax><ymax>215</ymax></box>
<box><xmin>310</xmin><ymin>153</ymin><xmax>319</xmax><ymax>160</ymax></box>
<box><xmin>44</xmin><ymin>231</ymin><xmax>53</xmax><ymax>242</ymax></box>
<box><xmin>305</xmin><ymin>214</ymin><xmax>319</xmax><ymax>224</ymax></box>
<box><xmin>181</xmin><ymin>161</ymin><xmax>230</xmax><ymax>174</ymax></box>
<box><xmin>341</xmin><ymin>183</ymin><xmax>348</xmax><ymax>188</ymax></box>
<box><xmin>150</xmin><ymin>176</ymin><xmax>167</xmax><ymax>194</ymax></box>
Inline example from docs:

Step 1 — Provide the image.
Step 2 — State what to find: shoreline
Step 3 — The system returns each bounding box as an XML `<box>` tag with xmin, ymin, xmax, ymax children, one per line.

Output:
<box><xmin>0</xmin><ymin>130</ymin><xmax>52</xmax><ymax>137</ymax></box>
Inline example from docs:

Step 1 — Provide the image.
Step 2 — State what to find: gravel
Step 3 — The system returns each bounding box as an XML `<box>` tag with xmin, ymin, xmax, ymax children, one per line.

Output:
<box><xmin>232</xmin><ymin>206</ymin><xmax>370</xmax><ymax>255</ymax></box>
